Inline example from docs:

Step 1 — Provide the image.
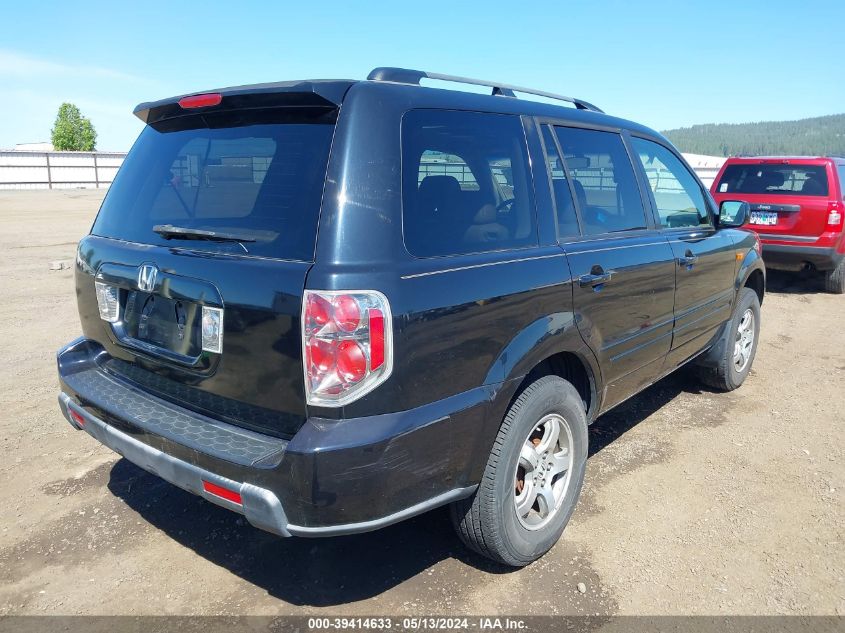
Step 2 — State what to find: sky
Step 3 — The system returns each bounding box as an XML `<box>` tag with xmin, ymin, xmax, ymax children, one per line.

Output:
<box><xmin>1</xmin><ymin>0</ymin><xmax>843</xmax><ymax>151</ymax></box>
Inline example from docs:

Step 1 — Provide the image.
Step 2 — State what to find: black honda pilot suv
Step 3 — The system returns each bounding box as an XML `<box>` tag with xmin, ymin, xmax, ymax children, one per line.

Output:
<box><xmin>57</xmin><ymin>68</ymin><xmax>765</xmax><ymax>566</ymax></box>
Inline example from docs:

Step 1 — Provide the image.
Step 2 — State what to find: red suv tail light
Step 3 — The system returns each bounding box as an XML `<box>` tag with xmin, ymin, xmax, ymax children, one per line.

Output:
<box><xmin>827</xmin><ymin>201</ymin><xmax>843</xmax><ymax>228</ymax></box>
<box><xmin>302</xmin><ymin>290</ymin><xmax>393</xmax><ymax>407</ymax></box>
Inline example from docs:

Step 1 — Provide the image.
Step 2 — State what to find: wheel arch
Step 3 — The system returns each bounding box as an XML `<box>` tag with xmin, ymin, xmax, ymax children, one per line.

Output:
<box><xmin>744</xmin><ymin>267</ymin><xmax>765</xmax><ymax>305</ymax></box>
<box><xmin>736</xmin><ymin>247</ymin><xmax>766</xmax><ymax>306</ymax></box>
<box><xmin>484</xmin><ymin>313</ymin><xmax>602</xmax><ymax>425</ymax></box>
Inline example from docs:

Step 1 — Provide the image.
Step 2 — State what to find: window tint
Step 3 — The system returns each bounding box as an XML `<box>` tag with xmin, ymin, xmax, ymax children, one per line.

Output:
<box><xmin>554</xmin><ymin>127</ymin><xmax>646</xmax><ymax>235</ymax></box>
<box><xmin>402</xmin><ymin>110</ymin><xmax>537</xmax><ymax>257</ymax></box>
<box><xmin>93</xmin><ymin>111</ymin><xmax>334</xmax><ymax>260</ymax></box>
<box><xmin>631</xmin><ymin>138</ymin><xmax>711</xmax><ymax>229</ymax></box>
<box><xmin>541</xmin><ymin>125</ymin><xmax>579</xmax><ymax>238</ymax></box>
<box><xmin>716</xmin><ymin>164</ymin><xmax>829</xmax><ymax>197</ymax></box>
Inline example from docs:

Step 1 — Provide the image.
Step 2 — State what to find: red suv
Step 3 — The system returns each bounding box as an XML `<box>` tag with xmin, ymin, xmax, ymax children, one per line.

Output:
<box><xmin>711</xmin><ymin>156</ymin><xmax>845</xmax><ymax>293</ymax></box>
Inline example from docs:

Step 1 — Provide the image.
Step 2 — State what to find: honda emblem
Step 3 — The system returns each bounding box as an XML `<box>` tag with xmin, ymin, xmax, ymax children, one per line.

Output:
<box><xmin>137</xmin><ymin>264</ymin><xmax>158</xmax><ymax>292</ymax></box>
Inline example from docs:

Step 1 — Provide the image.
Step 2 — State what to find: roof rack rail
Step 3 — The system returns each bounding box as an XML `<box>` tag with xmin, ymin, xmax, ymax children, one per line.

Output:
<box><xmin>367</xmin><ymin>67</ymin><xmax>604</xmax><ymax>113</ymax></box>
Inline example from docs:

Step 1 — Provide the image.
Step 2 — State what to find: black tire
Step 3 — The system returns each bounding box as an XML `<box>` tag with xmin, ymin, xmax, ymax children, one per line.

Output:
<box><xmin>824</xmin><ymin>260</ymin><xmax>845</xmax><ymax>294</ymax></box>
<box><xmin>450</xmin><ymin>376</ymin><xmax>588</xmax><ymax>567</ymax></box>
<box><xmin>699</xmin><ymin>287</ymin><xmax>761</xmax><ymax>391</ymax></box>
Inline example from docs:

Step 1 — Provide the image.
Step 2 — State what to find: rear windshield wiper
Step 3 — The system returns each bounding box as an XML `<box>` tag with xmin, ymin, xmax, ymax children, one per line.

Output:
<box><xmin>152</xmin><ymin>224</ymin><xmax>258</xmax><ymax>243</ymax></box>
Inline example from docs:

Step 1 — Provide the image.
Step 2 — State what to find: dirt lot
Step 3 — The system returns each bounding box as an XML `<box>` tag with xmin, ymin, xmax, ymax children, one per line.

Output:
<box><xmin>0</xmin><ymin>190</ymin><xmax>842</xmax><ymax>617</ymax></box>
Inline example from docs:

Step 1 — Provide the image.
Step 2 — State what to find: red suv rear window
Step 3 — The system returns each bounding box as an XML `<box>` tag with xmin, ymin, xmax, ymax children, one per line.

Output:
<box><xmin>716</xmin><ymin>164</ymin><xmax>828</xmax><ymax>197</ymax></box>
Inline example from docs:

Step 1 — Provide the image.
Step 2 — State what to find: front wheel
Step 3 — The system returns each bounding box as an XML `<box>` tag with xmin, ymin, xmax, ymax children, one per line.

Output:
<box><xmin>699</xmin><ymin>287</ymin><xmax>761</xmax><ymax>391</ymax></box>
<box><xmin>450</xmin><ymin>376</ymin><xmax>588</xmax><ymax>567</ymax></box>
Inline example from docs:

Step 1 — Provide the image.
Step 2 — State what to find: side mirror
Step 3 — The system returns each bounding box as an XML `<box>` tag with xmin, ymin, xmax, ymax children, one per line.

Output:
<box><xmin>719</xmin><ymin>200</ymin><xmax>750</xmax><ymax>228</ymax></box>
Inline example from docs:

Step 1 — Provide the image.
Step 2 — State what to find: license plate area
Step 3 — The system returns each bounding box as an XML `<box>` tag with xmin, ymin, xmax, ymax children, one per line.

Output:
<box><xmin>749</xmin><ymin>211</ymin><xmax>778</xmax><ymax>226</ymax></box>
<box><xmin>94</xmin><ymin>261</ymin><xmax>224</xmax><ymax>369</ymax></box>
<box><xmin>123</xmin><ymin>291</ymin><xmax>202</xmax><ymax>356</ymax></box>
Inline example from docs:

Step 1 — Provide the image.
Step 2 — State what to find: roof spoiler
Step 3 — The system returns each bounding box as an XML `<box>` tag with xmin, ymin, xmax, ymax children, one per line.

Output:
<box><xmin>133</xmin><ymin>80</ymin><xmax>352</xmax><ymax>125</ymax></box>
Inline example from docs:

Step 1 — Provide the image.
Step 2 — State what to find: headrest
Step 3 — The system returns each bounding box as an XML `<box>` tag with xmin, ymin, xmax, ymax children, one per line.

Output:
<box><xmin>801</xmin><ymin>176</ymin><xmax>825</xmax><ymax>195</ymax></box>
<box><xmin>472</xmin><ymin>203</ymin><xmax>497</xmax><ymax>224</ymax></box>
<box><xmin>760</xmin><ymin>171</ymin><xmax>785</xmax><ymax>188</ymax></box>
<box><xmin>418</xmin><ymin>175</ymin><xmax>461</xmax><ymax>200</ymax></box>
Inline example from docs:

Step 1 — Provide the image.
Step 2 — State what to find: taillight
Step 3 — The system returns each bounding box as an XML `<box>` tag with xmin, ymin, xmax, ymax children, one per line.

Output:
<box><xmin>827</xmin><ymin>201</ymin><xmax>843</xmax><ymax>227</ymax></box>
<box><xmin>302</xmin><ymin>290</ymin><xmax>393</xmax><ymax>406</ymax></box>
<box><xmin>94</xmin><ymin>281</ymin><xmax>120</xmax><ymax>323</ymax></box>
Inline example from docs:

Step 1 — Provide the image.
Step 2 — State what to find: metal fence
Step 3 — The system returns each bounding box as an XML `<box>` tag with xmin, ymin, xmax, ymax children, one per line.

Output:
<box><xmin>0</xmin><ymin>149</ymin><xmax>723</xmax><ymax>192</ymax></box>
<box><xmin>0</xmin><ymin>150</ymin><xmax>127</xmax><ymax>190</ymax></box>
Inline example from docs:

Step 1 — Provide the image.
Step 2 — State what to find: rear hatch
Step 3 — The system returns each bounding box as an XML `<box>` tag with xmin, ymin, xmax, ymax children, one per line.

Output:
<box><xmin>713</xmin><ymin>160</ymin><xmax>833</xmax><ymax>241</ymax></box>
<box><xmin>76</xmin><ymin>88</ymin><xmax>344</xmax><ymax>438</ymax></box>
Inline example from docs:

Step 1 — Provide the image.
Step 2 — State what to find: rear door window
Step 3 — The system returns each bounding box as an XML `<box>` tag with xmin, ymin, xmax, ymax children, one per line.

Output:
<box><xmin>92</xmin><ymin>110</ymin><xmax>335</xmax><ymax>261</ymax></box>
<box><xmin>554</xmin><ymin>127</ymin><xmax>647</xmax><ymax>235</ymax></box>
<box><xmin>716</xmin><ymin>164</ymin><xmax>829</xmax><ymax>197</ymax></box>
<box><xmin>541</xmin><ymin>125</ymin><xmax>580</xmax><ymax>239</ymax></box>
<box><xmin>402</xmin><ymin>110</ymin><xmax>537</xmax><ymax>258</ymax></box>
<box><xmin>631</xmin><ymin>137</ymin><xmax>711</xmax><ymax>229</ymax></box>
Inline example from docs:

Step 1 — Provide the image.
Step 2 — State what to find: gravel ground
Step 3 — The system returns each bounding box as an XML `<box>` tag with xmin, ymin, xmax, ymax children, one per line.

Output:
<box><xmin>0</xmin><ymin>190</ymin><xmax>842</xmax><ymax>618</ymax></box>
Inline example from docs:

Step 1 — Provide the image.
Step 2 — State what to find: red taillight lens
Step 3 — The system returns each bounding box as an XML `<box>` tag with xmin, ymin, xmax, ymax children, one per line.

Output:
<box><xmin>202</xmin><ymin>480</ymin><xmax>242</xmax><ymax>505</ymax></box>
<box><xmin>827</xmin><ymin>202</ymin><xmax>843</xmax><ymax>227</ymax></box>
<box><xmin>69</xmin><ymin>409</ymin><xmax>85</xmax><ymax>428</ymax></box>
<box><xmin>332</xmin><ymin>295</ymin><xmax>361</xmax><ymax>332</ymax></box>
<box><xmin>337</xmin><ymin>340</ymin><xmax>367</xmax><ymax>383</ymax></box>
<box><xmin>306</xmin><ymin>293</ymin><xmax>332</xmax><ymax>328</ymax></box>
<box><xmin>178</xmin><ymin>93</ymin><xmax>223</xmax><ymax>109</ymax></box>
<box><xmin>369</xmin><ymin>309</ymin><xmax>385</xmax><ymax>370</ymax></box>
<box><xmin>303</xmin><ymin>290</ymin><xmax>393</xmax><ymax>406</ymax></box>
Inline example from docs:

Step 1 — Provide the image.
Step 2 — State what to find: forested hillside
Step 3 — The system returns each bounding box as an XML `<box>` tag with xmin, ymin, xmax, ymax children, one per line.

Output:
<box><xmin>662</xmin><ymin>114</ymin><xmax>845</xmax><ymax>157</ymax></box>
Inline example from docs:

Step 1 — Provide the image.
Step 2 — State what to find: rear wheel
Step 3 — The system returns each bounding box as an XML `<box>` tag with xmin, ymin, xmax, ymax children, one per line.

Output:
<box><xmin>824</xmin><ymin>259</ymin><xmax>845</xmax><ymax>294</ymax></box>
<box><xmin>450</xmin><ymin>376</ymin><xmax>588</xmax><ymax>567</ymax></box>
<box><xmin>699</xmin><ymin>287</ymin><xmax>761</xmax><ymax>391</ymax></box>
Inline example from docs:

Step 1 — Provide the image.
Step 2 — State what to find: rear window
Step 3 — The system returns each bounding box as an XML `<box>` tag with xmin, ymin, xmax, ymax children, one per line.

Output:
<box><xmin>402</xmin><ymin>109</ymin><xmax>537</xmax><ymax>258</ymax></box>
<box><xmin>92</xmin><ymin>110</ymin><xmax>334</xmax><ymax>260</ymax></box>
<box><xmin>716</xmin><ymin>164</ymin><xmax>829</xmax><ymax>197</ymax></box>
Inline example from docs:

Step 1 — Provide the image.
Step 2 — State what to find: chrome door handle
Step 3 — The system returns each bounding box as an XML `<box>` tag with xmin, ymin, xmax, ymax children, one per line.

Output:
<box><xmin>578</xmin><ymin>271</ymin><xmax>613</xmax><ymax>287</ymax></box>
<box><xmin>678</xmin><ymin>254</ymin><xmax>699</xmax><ymax>267</ymax></box>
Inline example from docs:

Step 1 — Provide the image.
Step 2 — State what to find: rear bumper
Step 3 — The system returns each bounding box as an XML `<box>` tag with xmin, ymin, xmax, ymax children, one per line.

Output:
<box><xmin>58</xmin><ymin>337</ymin><xmax>497</xmax><ymax>538</ymax></box>
<box><xmin>59</xmin><ymin>392</ymin><xmax>292</xmax><ymax>536</ymax></box>
<box><xmin>761</xmin><ymin>243</ymin><xmax>843</xmax><ymax>272</ymax></box>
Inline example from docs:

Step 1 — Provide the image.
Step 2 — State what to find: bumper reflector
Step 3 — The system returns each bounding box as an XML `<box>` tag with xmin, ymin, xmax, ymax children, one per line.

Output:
<box><xmin>202</xmin><ymin>480</ymin><xmax>242</xmax><ymax>505</ymax></box>
<box><xmin>69</xmin><ymin>409</ymin><xmax>86</xmax><ymax>427</ymax></box>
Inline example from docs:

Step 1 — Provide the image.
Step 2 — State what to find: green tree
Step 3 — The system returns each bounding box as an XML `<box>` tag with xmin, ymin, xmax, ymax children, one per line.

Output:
<box><xmin>662</xmin><ymin>113</ymin><xmax>845</xmax><ymax>157</ymax></box>
<box><xmin>50</xmin><ymin>103</ymin><xmax>97</xmax><ymax>151</ymax></box>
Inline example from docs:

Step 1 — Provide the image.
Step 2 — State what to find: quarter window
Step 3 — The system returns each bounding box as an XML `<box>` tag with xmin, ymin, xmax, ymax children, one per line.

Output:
<box><xmin>554</xmin><ymin>127</ymin><xmax>647</xmax><ymax>235</ymax></box>
<box><xmin>631</xmin><ymin>138</ymin><xmax>711</xmax><ymax>229</ymax></box>
<box><xmin>402</xmin><ymin>110</ymin><xmax>537</xmax><ymax>258</ymax></box>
